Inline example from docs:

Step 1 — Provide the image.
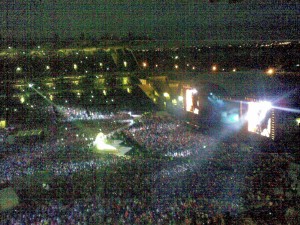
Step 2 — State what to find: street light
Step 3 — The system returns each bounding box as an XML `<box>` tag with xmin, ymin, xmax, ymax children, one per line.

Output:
<box><xmin>266</xmin><ymin>68</ymin><xmax>275</xmax><ymax>76</ymax></box>
<box><xmin>212</xmin><ymin>65</ymin><xmax>217</xmax><ymax>72</ymax></box>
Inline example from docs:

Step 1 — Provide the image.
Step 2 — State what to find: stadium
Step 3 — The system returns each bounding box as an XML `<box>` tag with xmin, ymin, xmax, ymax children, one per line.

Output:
<box><xmin>0</xmin><ymin>45</ymin><xmax>299</xmax><ymax>224</ymax></box>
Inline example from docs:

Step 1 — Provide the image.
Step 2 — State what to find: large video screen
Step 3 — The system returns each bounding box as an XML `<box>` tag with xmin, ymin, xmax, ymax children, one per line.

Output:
<box><xmin>247</xmin><ymin>101</ymin><xmax>272</xmax><ymax>137</ymax></box>
<box><xmin>185</xmin><ymin>89</ymin><xmax>194</xmax><ymax>112</ymax></box>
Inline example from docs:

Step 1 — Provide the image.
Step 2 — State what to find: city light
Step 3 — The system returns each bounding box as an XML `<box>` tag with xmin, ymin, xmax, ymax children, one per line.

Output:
<box><xmin>16</xmin><ymin>67</ymin><xmax>22</xmax><ymax>72</ymax></box>
<box><xmin>46</xmin><ymin>65</ymin><xmax>50</xmax><ymax>70</ymax></box>
<box><xmin>191</xmin><ymin>89</ymin><xmax>197</xmax><ymax>94</ymax></box>
<box><xmin>73</xmin><ymin>64</ymin><xmax>78</xmax><ymax>70</ymax></box>
<box><xmin>232</xmin><ymin>68</ymin><xmax>236</xmax><ymax>72</ymax></box>
<box><xmin>142</xmin><ymin>62</ymin><xmax>148</xmax><ymax>68</ymax></box>
<box><xmin>266</xmin><ymin>68</ymin><xmax>275</xmax><ymax>76</ymax></box>
<box><xmin>212</xmin><ymin>65</ymin><xmax>217</xmax><ymax>72</ymax></box>
<box><xmin>0</xmin><ymin>120</ymin><xmax>6</xmax><ymax>128</ymax></box>
<box><xmin>163</xmin><ymin>92</ymin><xmax>170</xmax><ymax>99</ymax></box>
<box><xmin>178</xmin><ymin>96</ymin><xmax>184</xmax><ymax>101</ymax></box>
<box><xmin>174</xmin><ymin>64</ymin><xmax>179</xmax><ymax>69</ymax></box>
<box><xmin>123</xmin><ymin>61</ymin><xmax>127</xmax><ymax>67</ymax></box>
<box><xmin>20</xmin><ymin>96</ymin><xmax>25</xmax><ymax>104</ymax></box>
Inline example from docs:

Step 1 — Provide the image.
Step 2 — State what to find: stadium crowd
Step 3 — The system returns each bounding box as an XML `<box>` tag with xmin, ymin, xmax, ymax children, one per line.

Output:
<box><xmin>0</xmin><ymin>113</ymin><xmax>298</xmax><ymax>224</ymax></box>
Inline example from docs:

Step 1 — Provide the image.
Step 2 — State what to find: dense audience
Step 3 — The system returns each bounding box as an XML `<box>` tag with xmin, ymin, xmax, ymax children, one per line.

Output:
<box><xmin>0</xmin><ymin>111</ymin><xmax>298</xmax><ymax>224</ymax></box>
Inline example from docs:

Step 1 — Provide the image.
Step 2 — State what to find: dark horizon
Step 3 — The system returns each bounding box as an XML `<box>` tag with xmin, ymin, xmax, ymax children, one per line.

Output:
<box><xmin>1</xmin><ymin>0</ymin><xmax>299</xmax><ymax>44</ymax></box>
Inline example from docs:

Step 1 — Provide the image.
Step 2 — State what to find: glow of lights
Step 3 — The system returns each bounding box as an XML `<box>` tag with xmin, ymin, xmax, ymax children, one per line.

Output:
<box><xmin>295</xmin><ymin>118</ymin><xmax>300</xmax><ymax>126</ymax></box>
<box><xmin>28</xmin><ymin>83</ymin><xmax>34</xmax><ymax>88</ymax></box>
<box><xmin>49</xmin><ymin>95</ymin><xmax>53</xmax><ymax>101</ymax></box>
<box><xmin>0</xmin><ymin>120</ymin><xmax>6</xmax><ymax>128</ymax></box>
<box><xmin>178</xmin><ymin>96</ymin><xmax>184</xmax><ymax>101</ymax></box>
<box><xmin>174</xmin><ymin>56</ymin><xmax>179</xmax><ymax>59</ymax></box>
<box><xmin>123</xmin><ymin>77</ymin><xmax>129</xmax><ymax>85</ymax></box>
<box><xmin>46</xmin><ymin>65</ymin><xmax>50</xmax><ymax>70</ymax></box>
<box><xmin>194</xmin><ymin>108</ymin><xmax>199</xmax><ymax>114</ymax></box>
<box><xmin>247</xmin><ymin>101</ymin><xmax>272</xmax><ymax>137</ymax></box>
<box><xmin>212</xmin><ymin>65</ymin><xmax>217</xmax><ymax>71</ymax></box>
<box><xmin>163</xmin><ymin>92</ymin><xmax>170</xmax><ymax>98</ymax></box>
<box><xmin>155</xmin><ymin>64</ymin><xmax>158</xmax><ymax>68</ymax></box>
<box><xmin>174</xmin><ymin>64</ymin><xmax>179</xmax><ymax>69</ymax></box>
<box><xmin>16</xmin><ymin>67</ymin><xmax>22</xmax><ymax>72</ymax></box>
<box><xmin>233</xmin><ymin>68</ymin><xmax>236</xmax><ymax>72</ymax></box>
<box><xmin>99</xmin><ymin>62</ymin><xmax>103</xmax><ymax>67</ymax></box>
<box><xmin>73</xmin><ymin>64</ymin><xmax>78</xmax><ymax>70</ymax></box>
<box><xmin>94</xmin><ymin>133</ymin><xmax>117</xmax><ymax>151</ymax></box>
<box><xmin>266</xmin><ymin>68</ymin><xmax>275</xmax><ymax>76</ymax></box>
<box><xmin>185</xmin><ymin>89</ymin><xmax>194</xmax><ymax>112</ymax></box>
<box><xmin>20</xmin><ymin>96</ymin><xmax>25</xmax><ymax>104</ymax></box>
<box><xmin>142</xmin><ymin>62</ymin><xmax>147</xmax><ymax>68</ymax></box>
<box><xmin>192</xmin><ymin>89</ymin><xmax>197</xmax><ymax>94</ymax></box>
<box><xmin>123</xmin><ymin>61</ymin><xmax>127</xmax><ymax>67</ymax></box>
<box><xmin>127</xmin><ymin>88</ymin><xmax>131</xmax><ymax>93</ymax></box>
<box><xmin>192</xmin><ymin>66</ymin><xmax>196</xmax><ymax>70</ymax></box>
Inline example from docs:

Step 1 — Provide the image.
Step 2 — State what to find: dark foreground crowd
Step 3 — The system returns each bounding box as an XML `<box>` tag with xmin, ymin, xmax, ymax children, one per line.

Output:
<box><xmin>0</xmin><ymin>112</ymin><xmax>299</xmax><ymax>225</ymax></box>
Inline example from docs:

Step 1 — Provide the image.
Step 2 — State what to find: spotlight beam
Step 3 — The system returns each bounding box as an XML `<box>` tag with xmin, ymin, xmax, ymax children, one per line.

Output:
<box><xmin>28</xmin><ymin>83</ymin><xmax>57</xmax><ymax>107</ymax></box>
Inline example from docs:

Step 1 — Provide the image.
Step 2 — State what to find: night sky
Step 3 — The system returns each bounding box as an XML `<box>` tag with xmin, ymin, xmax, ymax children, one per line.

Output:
<box><xmin>0</xmin><ymin>0</ymin><xmax>299</xmax><ymax>43</ymax></box>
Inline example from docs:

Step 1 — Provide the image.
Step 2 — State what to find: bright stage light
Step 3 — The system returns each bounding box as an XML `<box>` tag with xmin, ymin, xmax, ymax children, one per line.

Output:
<box><xmin>163</xmin><ymin>92</ymin><xmax>170</xmax><ymax>98</ymax></box>
<box><xmin>94</xmin><ymin>133</ymin><xmax>116</xmax><ymax>151</ymax></box>
<box><xmin>178</xmin><ymin>96</ymin><xmax>183</xmax><ymax>101</ymax></box>
<box><xmin>191</xmin><ymin>89</ymin><xmax>197</xmax><ymax>94</ymax></box>
<box><xmin>296</xmin><ymin>118</ymin><xmax>300</xmax><ymax>126</ymax></box>
<box><xmin>247</xmin><ymin>101</ymin><xmax>272</xmax><ymax>122</ymax></box>
<box><xmin>247</xmin><ymin>101</ymin><xmax>272</xmax><ymax>137</ymax></box>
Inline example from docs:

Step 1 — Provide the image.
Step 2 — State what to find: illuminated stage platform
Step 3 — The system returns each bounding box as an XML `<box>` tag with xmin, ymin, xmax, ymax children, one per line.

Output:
<box><xmin>93</xmin><ymin>132</ymin><xmax>131</xmax><ymax>156</ymax></box>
